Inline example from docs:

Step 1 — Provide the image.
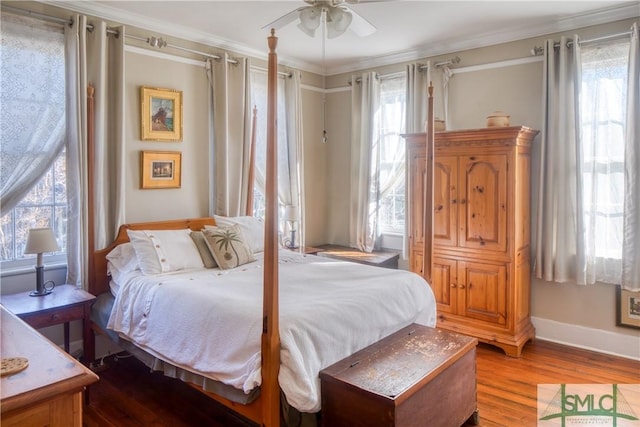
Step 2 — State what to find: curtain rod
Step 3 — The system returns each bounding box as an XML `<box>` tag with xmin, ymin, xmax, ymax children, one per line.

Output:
<box><xmin>351</xmin><ymin>56</ymin><xmax>461</xmax><ymax>84</ymax></box>
<box><xmin>250</xmin><ymin>65</ymin><xmax>292</xmax><ymax>79</ymax></box>
<box><xmin>531</xmin><ymin>29</ymin><xmax>633</xmax><ymax>55</ymax></box>
<box><xmin>2</xmin><ymin>5</ymin><xmax>237</xmax><ymax>64</ymax></box>
<box><xmin>420</xmin><ymin>56</ymin><xmax>462</xmax><ymax>70</ymax></box>
<box><xmin>124</xmin><ymin>34</ymin><xmax>236</xmax><ymax>64</ymax></box>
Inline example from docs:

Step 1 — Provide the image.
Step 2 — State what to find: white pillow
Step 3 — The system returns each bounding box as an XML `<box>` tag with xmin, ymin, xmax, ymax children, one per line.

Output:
<box><xmin>127</xmin><ymin>229</ymin><xmax>204</xmax><ymax>275</ymax></box>
<box><xmin>106</xmin><ymin>242</ymin><xmax>139</xmax><ymax>274</ymax></box>
<box><xmin>212</xmin><ymin>215</ymin><xmax>265</xmax><ymax>253</ymax></box>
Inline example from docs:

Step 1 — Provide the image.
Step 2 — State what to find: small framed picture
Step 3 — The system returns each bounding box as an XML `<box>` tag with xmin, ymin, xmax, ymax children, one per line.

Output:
<box><xmin>616</xmin><ymin>286</ymin><xmax>640</xmax><ymax>329</ymax></box>
<box><xmin>140</xmin><ymin>86</ymin><xmax>183</xmax><ymax>141</ymax></box>
<box><xmin>140</xmin><ymin>151</ymin><xmax>181</xmax><ymax>189</ymax></box>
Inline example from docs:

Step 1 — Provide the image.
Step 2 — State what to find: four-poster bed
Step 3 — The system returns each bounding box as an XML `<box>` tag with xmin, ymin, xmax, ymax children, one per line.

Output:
<box><xmin>86</xmin><ymin>31</ymin><xmax>440</xmax><ymax>426</ymax></box>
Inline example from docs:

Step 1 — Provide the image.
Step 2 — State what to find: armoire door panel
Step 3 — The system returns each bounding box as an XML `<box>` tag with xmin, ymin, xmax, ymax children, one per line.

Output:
<box><xmin>434</xmin><ymin>156</ymin><xmax>458</xmax><ymax>247</ymax></box>
<box><xmin>460</xmin><ymin>261</ymin><xmax>507</xmax><ymax>326</ymax></box>
<box><xmin>459</xmin><ymin>155</ymin><xmax>508</xmax><ymax>252</ymax></box>
<box><xmin>432</xmin><ymin>257</ymin><xmax>456</xmax><ymax>313</ymax></box>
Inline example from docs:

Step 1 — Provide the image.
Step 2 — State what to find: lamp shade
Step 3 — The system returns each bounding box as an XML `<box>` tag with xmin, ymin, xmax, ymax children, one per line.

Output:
<box><xmin>284</xmin><ymin>205</ymin><xmax>299</xmax><ymax>222</ymax></box>
<box><xmin>24</xmin><ymin>227</ymin><xmax>60</xmax><ymax>254</ymax></box>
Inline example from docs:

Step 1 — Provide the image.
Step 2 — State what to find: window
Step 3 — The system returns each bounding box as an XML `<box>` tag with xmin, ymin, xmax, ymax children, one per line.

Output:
<box><xmin>579</xmin><ymin>38</ymin><xmax>629</xmax><ymax>282</ymax></box>
<box><xmin>376</xmin><ymin>74</ymin><xmax>407</xmax><ymax>235</ymax></box>
<box><xmin>249</xmin><ymin>68</ymin><xmax>289</xmax><ymax>220</ymax></box>
<box><xmin>0</xmin><ymin>13</ymin><xmax>67</xmax><ymax>268</ymax></box>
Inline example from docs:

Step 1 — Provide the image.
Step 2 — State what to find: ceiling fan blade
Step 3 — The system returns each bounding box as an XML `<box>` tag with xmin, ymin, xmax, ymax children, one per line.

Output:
<box><xmin>345</xmin><ymin>6</ymin><xmax>376</xmax><ymax>37</ymax></box>
<box><xmin>261</xmin><ymin>7</ymin><xmax>306</xmax><ymax>30</ymax></box>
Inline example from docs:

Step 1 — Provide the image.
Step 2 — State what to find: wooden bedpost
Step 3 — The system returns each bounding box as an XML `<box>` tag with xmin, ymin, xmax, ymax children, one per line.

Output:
<box><xmin>261</xmin><ymin>28</ymin><xmax>281</xmax><ymax>427</ymax></box>
<box><xmin>422</xmin><ymin>83</ymin><xmax>434</xmax><ymax>283</ymax></box>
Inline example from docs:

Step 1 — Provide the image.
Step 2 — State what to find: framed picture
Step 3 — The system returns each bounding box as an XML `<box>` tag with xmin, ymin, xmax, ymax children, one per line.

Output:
<box><xmin>140</xmin><ymin>151</ymin><xmax>182</xmax><ymax>189</ymax></box>
<box><xmin>616</xmin><ymin>286</ymin><xmax>640</xmax><ymax>329</ymax></box>
<box><xmin>140</xmin><ymin>86</ymin><xmax>183</xmax><ymax>141</ymax></box>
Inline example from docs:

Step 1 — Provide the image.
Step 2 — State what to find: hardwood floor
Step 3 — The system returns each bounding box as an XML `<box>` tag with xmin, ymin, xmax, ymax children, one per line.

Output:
<box><xmin>83</xmin><ymin>340</ymin><xmax>640</xmax><ymax>427</ymax></box>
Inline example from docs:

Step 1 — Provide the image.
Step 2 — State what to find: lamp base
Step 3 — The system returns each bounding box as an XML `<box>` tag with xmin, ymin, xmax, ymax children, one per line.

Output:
<box><xmin>30</xmin><ymin>265</ymin><xmax>52</xmax><ymax>296</ymax></box>
<box><xmin>29</xmin><ymin>289</ymin><xmax>52</xmax><ymax>297</ymax></box>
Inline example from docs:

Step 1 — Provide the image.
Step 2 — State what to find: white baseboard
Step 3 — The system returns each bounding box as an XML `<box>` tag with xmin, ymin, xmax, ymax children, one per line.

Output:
<box><xmin>63</xmin><ymin>337</ymin><xmax>123</xmax><ymax>361</ymax></box>
<box><xmin>531</xmin><ymin>316</ymin><xmax>640</xmax><ymax>361</ymax></box>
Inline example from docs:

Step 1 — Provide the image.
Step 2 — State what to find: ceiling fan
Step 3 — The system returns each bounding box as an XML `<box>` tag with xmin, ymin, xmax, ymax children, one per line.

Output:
<box><xmin>262</xmin><ymin>0</ymin><xmax>378</xmax><ymax>39</ymax></box>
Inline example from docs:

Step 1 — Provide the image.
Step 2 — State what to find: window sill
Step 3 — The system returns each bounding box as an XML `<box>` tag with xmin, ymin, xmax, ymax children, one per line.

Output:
<box><xmin>0</xmin><ymin>262</ymin><xmax>67</xmax><ymax>278</ymax></box>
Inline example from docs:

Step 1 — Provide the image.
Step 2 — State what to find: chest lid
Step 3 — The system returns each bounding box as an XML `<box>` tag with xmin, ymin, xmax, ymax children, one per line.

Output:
<box><xmin>320</xmin><ymin>323</ymin><xmax>477</xmax><ymax>399</ymax></box>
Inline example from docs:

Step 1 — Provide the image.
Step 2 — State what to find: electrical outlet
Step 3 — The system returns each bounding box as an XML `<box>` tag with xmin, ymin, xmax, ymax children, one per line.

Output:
<box><xmin>90</xmin><ymin>361</ymin><xmax>108</xmax><ymax>373</ymax></box>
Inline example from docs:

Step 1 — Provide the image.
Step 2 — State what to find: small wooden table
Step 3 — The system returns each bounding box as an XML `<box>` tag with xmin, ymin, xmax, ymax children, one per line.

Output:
<box><xmin>1</xmin><ymin>284</ymin><xmax>96</xmax><ymax>364</ymax></box>
<box><xmin>1</xmin><ymin>306</ymin><xmax>98</xmax><ymax>426</ymax></box>
<box><xmin>316</xmin><ymin>244</ymin><xmax>400</xmax><ymax>269</ymax></box>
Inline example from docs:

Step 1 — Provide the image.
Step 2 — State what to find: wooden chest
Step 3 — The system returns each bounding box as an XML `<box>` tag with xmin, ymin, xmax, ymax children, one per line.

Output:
<box><xmin>319</xmin><ymin>324</ymin><xmax>478</xmax><ymax>427</ymax></box>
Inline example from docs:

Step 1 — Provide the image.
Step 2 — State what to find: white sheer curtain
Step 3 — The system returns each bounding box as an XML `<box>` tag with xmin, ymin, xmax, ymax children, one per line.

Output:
<box><xmin>534</xmin><ymin>35</ymin><xmax>583</xmax><ymax>284</ymax></box>
<box><xmin>66</xmin><ymin>16</ymin><xmax>125</xmax><ymax>288</ymax></box>
<box><xmin>350</xmin><ymin>72</ymin><xmax>379</xmax><ymax>252</ymax></box>
<box><xmin>0</xmin><ymin>13</ymin><xmax>65</xmax><ymax>216</ymax></box>
<box><xmin>623</xmin><ymin>23</ymin><xmax>639</xmax><ymax>291</ymax></box>
<box><xmin>580</xmin><ymin>38</ymin><xmax>630</xmax><ymax>285</ymax></box>
<box><xmin>284</xmin><ymin>70</ymin><xmax>305</xmax><ymax>248</ymax></box>
<box><xmin>248</xmin><ymin>68</ymin><xmax>288</xmax><ymax>216</ymax></box>
<box><xmin>206</xmin><ymin>54</ymin><xmax>252</xmax><ymax>217</ymax></box>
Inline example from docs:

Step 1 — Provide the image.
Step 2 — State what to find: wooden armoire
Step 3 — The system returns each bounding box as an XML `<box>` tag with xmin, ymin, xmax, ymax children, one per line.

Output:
<box><xmin>404</xmin><ymin>126</ymin><xmax>538</xmax><ymax>357</ymax></box>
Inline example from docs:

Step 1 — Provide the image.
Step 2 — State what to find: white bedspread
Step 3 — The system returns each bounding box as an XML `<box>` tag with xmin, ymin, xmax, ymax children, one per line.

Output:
<box><xmin>107</xmin><ymin>250</ymin><xmax>436</xmax><ymax>412</ymax></box>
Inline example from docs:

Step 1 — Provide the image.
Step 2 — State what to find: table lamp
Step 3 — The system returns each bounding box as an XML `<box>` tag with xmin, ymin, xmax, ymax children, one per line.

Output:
<box><xmin>284</xmin><ymin>205</ymin><xmax>299</xmax><ymax>249</ymax></box>
<box><xmin>23</xmin><ymin>227</ymin><xmax>60</xmax><ymax>296</ymax></box>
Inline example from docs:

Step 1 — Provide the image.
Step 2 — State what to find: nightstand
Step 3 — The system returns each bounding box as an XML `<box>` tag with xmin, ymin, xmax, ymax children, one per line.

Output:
<box><xmin>316</xmin><ymin>244</ymin><xmax>400</xmax><ymax>269</ymax></box>
<box><xmin>284</xmin><ymin>246</ymin><xmax>324</xmax><ymax>255</ymax></box>
<box><xmin>0</xmin><ymin>284</ymin><xmax>96</xmax><ymax>364</ymax></box>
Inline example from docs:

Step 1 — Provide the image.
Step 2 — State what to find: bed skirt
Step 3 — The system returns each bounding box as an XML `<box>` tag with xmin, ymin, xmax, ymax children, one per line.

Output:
<box><xmin>91</xmin><ymin>292</ymin><xmax>318</xmax><ymax>427</ymax></box>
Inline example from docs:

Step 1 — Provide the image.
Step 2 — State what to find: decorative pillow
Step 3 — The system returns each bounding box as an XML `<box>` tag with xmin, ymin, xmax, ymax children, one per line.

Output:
<box><xmin>127</xmin><ymin>229</ymin><xmax>204</xmax><ymax>275</ymax></box>
<box><xmin>202</xmin><ymin>224</ymin><xmax>255</xmax><ymax>270</ymax></box>
<box><xmin>211</xmin><ymin>215</ymin><xmax>264</xmax><ymax>253</ymax></box>
<box><xmin>189</xmin><ymin>231</ymin><xmax>217</xmax><ymax>268</ymax></box>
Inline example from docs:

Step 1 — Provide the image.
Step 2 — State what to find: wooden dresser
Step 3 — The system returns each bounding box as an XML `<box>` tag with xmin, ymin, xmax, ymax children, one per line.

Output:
<box><xmin>403</xmin><ymin>126</ymin><xmax>538</xmax><ymax>357</ymax></box>
<box><xmin>0</xmin><ymin>305</ymin><xmax>99</xmax><ymax>426</ymax></box>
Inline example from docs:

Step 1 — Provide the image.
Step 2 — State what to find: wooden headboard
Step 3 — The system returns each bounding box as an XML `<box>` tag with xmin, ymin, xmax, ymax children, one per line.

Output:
<box><xmin>90</xmin><ymin>217</ymin><xmax>216</xmax><ymax>296</ymax></box>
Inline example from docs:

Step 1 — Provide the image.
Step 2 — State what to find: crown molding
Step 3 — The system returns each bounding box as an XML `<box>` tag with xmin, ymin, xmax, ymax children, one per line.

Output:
<box><xmin>42</xmin><ymin>0</ymin><xmax>324</xmax><ymax>74</ymax></box>
<box><xmin>326</xmin><ymin>2</ymin><xmax>639</xmax><ymax>75</ymax></box>
<box><xmin>42</xmin><ymin>0</ymin><xmax>638</xmax><ymax>77</ymax></box>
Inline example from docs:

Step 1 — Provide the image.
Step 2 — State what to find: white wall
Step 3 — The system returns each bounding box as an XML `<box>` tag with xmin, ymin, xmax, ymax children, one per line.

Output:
<box><xmin>124</xmin><ymin>51</ymin><xmax>210</xmax><ymax>222</ymax></box>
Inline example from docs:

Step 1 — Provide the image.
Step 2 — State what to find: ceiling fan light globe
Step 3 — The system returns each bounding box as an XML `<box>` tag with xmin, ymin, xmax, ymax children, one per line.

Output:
<box><xmin>298</xmin><ymin>6</ymin><xmax>321</xmax><ymax>37</ymax></box>
<box><xmin>326</xmin><ymin>8</ymin><xmax>352</xmax><ymax>38</ymax></box>
<box><xmin>297</xmin><ymin>22</ymin><xmax>317</xmax><ymax>37</ymax></box>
